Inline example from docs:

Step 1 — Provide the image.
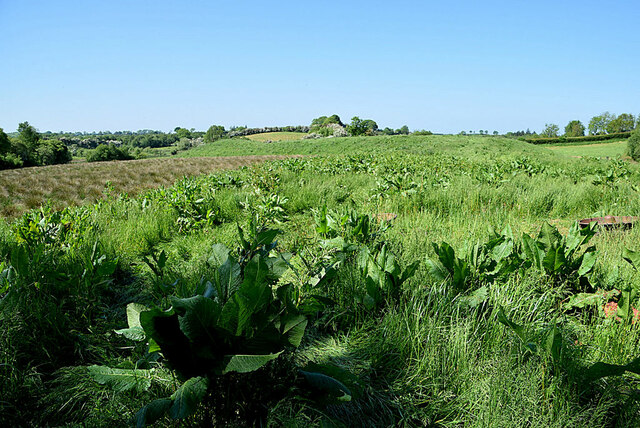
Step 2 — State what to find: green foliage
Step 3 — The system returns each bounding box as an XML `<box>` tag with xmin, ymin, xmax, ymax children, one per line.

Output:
<box><xmin>541</xmin><ymin>123</ymin><xmax>560</xmax><ymax>138</ymax></box>
<box><xmin>0</xmin><ymin>128</ymin><xmax>11</xmax><ymax>154</ymax></box>
<box><xmin>627</xmin><ymin>127</ymin><xmax>640</xmax><ymax>161</ymax></box>
<box><xmin>356</xmin><ymin>244</ymin><xmax>418</xmax><ymax>310</ymax></box>
<box><xmin>346</xmin><ymin>116</ymin><xmax>378</xmax><ymax>136</ymax></box>
<box><xmin>204</xmin><ymin>125</ymin><xmax>225</xmax><ymax>143</ymax></box>
<box><xmin>87</xmin><ymin>144</ymin><xmax>134</xmax><ymax>162</ymax></box>
<box><xmin>607</xmin><ymin>113</ymin><xmax>635</xmax><ymax>133</ymax></box>
<box><xmin>564</xmin><ymin>120</ymin><xmax>585</xmax><ymax>137</ymax></box>
<box><xmin>527</xmin><ymin>131</ymin><xmax>632</xmax><ymax>144</ymax></box>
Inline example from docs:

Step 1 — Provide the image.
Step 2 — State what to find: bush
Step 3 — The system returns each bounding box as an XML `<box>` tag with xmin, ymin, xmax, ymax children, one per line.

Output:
<box><xmin>0</xmin><ymin>153</ymin><xmax>23</xmax><ymax>170</ymax></box>
<box><xmin>86</xmin><ymin>144</ymin><xmax>134</xmax><ymax>162</ymax></box>
<box><xmin>36</xmin><ymin>139</ymin><xmax>72</xmax><ymax>165</ymax></box>
<box><xmin>525</xmin><ymin>132</ymin><xmax>632</xmax><ymax>145</ymax></box>
<box><xmin>628</xmin><ymin>128</ymin><xmax>640</xmax><ymax>161</ymax></box>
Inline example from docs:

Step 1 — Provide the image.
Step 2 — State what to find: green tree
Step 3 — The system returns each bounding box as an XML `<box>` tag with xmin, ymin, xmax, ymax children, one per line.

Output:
<box><xmin>399</xmin><ymin>125</ymin><xmax>409</xmax><ymax>135</ymax></box>
<box><xmin>606</xmin><ymin>113</ymin><xmax>635</xmax><ymax>133</ymax></box>
<box><xmin>564</xmin><ymin>120</ymin><xmax>585</xmax><ymax>137</ymax></box>
<box><xmin>541</xmin><ymin>123</ymin><xmax>560</xmax><ymax>138</ymax></box>
<box><xmin>174</xmin><ymin>127</ymin><xmax>192</xmax><ymax>140</ymax></box>
<box><xmin>204</xmin><ymin>125</ymin><xmax>225</xmax><ymax>143</ymax></box>
<box><xmin>0</xmin><ymin>128</ymin><xmax>11</xmax><ymax>154</ymax></box>
<box><xmin>588</xmin><ymin>112</ymin><xmax>614</xmax><ymax>135</ymax></box>
<box><xmin>347</xmin><ymin>117</ymin><xmax>378</xmax><ymax>136</ymax></box>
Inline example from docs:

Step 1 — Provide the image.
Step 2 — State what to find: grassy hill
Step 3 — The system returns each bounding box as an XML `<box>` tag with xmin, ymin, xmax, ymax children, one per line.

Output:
<box><xmin>243</xmin><ymin>131</ymin><xmax>308</xmax><ymax>142</ymax></box>
<box><xmin>182</xmin><ymin>134</ymin><xmax>555</xmax><ymax>158</ymax></box>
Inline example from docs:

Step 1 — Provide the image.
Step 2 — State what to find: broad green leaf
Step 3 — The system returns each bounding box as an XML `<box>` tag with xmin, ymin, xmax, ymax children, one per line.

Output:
<box><xmin>136</xmin><ymin>398</ymin><xmax>172</xmax><ymax>428</ymax></box>
<box><xmin>114</xmin><ymin>326</ymin><xmax>146</xmax><ymax>342</ymax></box>
<box><xmin>537</xmin><ymin>222</ymin><xmax>562</xmax><ymax>253</ymax></box>
<box><xmin>542</xmin><ymin>247</ymin><xmax>566</xmax><ymax>274</ymax></box>
<box><xmin>565</xmin><ymin>222</ymin><xmax>596</xmax><ymax>258</ymax></box>
<box><xmin>266</xmin><ymin>253</ymin><xmax>292</xmax><ymax>279</ymax></box>
<box><xmin>543</xmin><ymin>324</ymin><xmax>562</xmax><ymax>364</ymax></box>
<box><xmin>521</xmin><ymin>233</ymin><xmax>544</xmax><ymax>270</ymax></box>
<box><xmin>216</xmin><ymin>256</ymin><xmax>242</xmax><ymax>303</ymax></box>
<box><xmin>88</xmin><ymin>365</ymin><xmax>153</xmax><ymax>393</ymax></box>
<box><xmin>125</xmin><ymin>303</ymin><xmax>149</xmax><ymax>329</ymax></box>
<box><xmin>616</xmin><ymin>287</ymin><xmax>638</xmax><ymax>322</ymax></box>
<box><xmin>497</xmin><ymin>307</ymin><xmax>526</xmax><ymax>343</ymax></box>
<box><xmin>171</xmin><ymin>295</ymin><xmax>221</xmax><ymax>343</ymax></box>
<box><xmin>299</xmin><ymin>370</ymin><xmax>352</xmax><ymax>402</ymax></box>
<box><xmin>578</xmin><ymin>249</ymin><xmax>597</xmax><ymax>276</ymax></box>
<box><xmin>584</xmin><ymin>356</ymin><xmax>640</xmax><ymax>382</ymax></box>
<box><xmin>425</xmin><ymin>258</ymin><xmax>449</xmax><ymax>282</ymax></box>
<box><xmin>169</xmin><ymin>377</ymin><xmax>209</xmax><ymax>419</ymax></box>
<box><xmin>208</xmin><ymin>243</ymin><xmax>230</xmax><ymax>267</ymax></box>
<box><xmin>452</xmin><ymin>259</ymin><xmax>470</xmax><ymax>289</ymax></box>
<box><xmin>492</xmin><ymin>239</ymin><xmax>513</xmax><ymax>263</ymax></box>
<box><xmin>221</xmin><ymin>352</ymin><xmax>282</xmax><ymax>374</ymax></box>
<box><xmin>435</xmin><ymin>242</ymin><xmax>457</xmax><ymax>273</ymax></box>
<box><xmin>279</xmin><ymin>314</ymin><xmax>308</xmax><ymax>347</ymax></box>
<box><xmin>623</xmin><ymin>248</ymin><xmax>640</xmax><ymax>271</ymax></box>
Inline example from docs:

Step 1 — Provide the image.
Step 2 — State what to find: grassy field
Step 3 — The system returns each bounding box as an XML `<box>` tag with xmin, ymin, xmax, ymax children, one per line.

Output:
<box><xmin>546</xmin><ymin>139</ymin><xmax>629</xmax><ymax>158</ymax></box>
<box><xmin>244</xmin><ymin>131</ymin><xmax>308</xmax><ymax>142</ymax></box>
<box><xmin>3</xmin><ymin>135</ymin><xmax>640</xmax><ymax>426</ymax></box>
<box><xmin>0</xmin><ymin>155</ymin><xmax>295</xmax><ymax>218</ymax></box>
<box><xmin>181</xmin><ymin>134</ymin><xmax>551</xmax><ymax>157</ymax></box>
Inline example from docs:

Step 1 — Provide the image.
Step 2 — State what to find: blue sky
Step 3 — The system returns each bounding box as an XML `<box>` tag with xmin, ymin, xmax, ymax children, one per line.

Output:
<box><xmin>1</xmin><ymin>0</ymin><xmax>638</xmax><ymax>134</ymax></box>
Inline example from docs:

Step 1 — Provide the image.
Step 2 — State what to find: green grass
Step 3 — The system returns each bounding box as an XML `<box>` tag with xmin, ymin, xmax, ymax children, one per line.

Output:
<box><xmin>545</xmin><ymin>139</ymin><xmax>628</xmax><ymax>158</ymax></box>
<box><xmin>3</xmin><ymin>134</ymin><xmax>640</xmax><ymax>426</ymax></box>
<box><xmin>181</xmin><ymin>134</ymin><xmax>554</xmax><ymax>158</ymax></box>
<box><xmin>244</xmin><ymin>131</ymin><xmax>309</xmax><ymax>142</ymax></box>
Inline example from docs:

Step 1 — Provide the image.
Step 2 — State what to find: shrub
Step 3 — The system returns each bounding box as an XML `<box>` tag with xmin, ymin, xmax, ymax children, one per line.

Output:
<box><xmin>86</xmin><ymin>144</ymin><xmax>134</xmax><ymax>162</ymax></box>
<box><xmin>525</xmin><ymin>132</ymin><xmax>632</xmax><ymax>145</ymax></box>
<box><xmin>628</xmin><ymin>127</ymin><xmax>640</xmax><ymax>161</ymax></box>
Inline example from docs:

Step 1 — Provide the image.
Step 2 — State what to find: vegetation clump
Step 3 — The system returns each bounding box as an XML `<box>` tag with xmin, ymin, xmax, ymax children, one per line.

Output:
<box><xmin>628</xmin><ymin>126</ymin><xmax>640</xmax><ymax>161</ymax></box>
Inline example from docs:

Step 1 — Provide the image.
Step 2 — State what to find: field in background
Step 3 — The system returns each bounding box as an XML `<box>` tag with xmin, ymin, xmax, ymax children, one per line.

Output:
<box><xmin>243</xmin><ymin>131</ymin><xmax>308</xmax><ymax>142</ymax></box>
<box><xmin>546</xmin><ymin>139</ymin><xmax>628</xmax><ymax>158</ymax></box>
<box><xmin>0</xmin><ymin>155</ymin><xmax>294</xmax><ymax>217</ymax></box>
<box><xmin>181</xmin><ymin>134</ymin><xmax>553</xmax><ymax>158</ymax></box>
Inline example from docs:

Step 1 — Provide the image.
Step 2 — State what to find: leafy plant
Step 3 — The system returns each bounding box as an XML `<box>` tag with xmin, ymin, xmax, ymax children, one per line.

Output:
<box><xmin>520</xmin><ymin>222</ymin><xmax>597</xmax><ymax>284</ymax></box>
<box><xmin>356</xmin><ymin>244</ymin><xmax>418</xmax><ymax>310</ymax></box>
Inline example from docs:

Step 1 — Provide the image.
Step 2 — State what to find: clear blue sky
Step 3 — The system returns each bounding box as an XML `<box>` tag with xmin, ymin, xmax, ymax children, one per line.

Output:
<box><xmin>1</xmin><ymin>0</ymin><xmax>638</xmax><ymax>134</ymax></box>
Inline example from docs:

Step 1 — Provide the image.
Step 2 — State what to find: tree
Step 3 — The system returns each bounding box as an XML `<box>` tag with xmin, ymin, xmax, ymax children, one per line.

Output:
<box><xmin>174</xmin><ymin>127</ymin><xmax>192</xmax><ymax>140</ymax></box>
<box><xmin>606</xmin><ymin>113</ymin><xmax>635</xmax><ymax>133</ymax></box>
<box><xmin>204</xmin><ymin>125</ymin><xmax>225</xmax><ymax>143</ymax></box>
<box><xmin>541</xmin><ymin>123</ymin><xmax>559</xmax><ymax>138</ymax></box>
<box><xmin>398</xmin><ymin>125</ymin><xmax>409</xmax><ymax>135</ymax></box>
<box><xmin>564</xmin><ymin>120</ymin><xmax>585</xmax><ymax>137</ymax></box>
<box><xmin>347</xmin><ymin>117</ymin><xmax>378</xmax><ymax>136</ymax></box>
<box><xmin>588</xmin><ymin>112</ymin><xmax>614</xmax><ymax>135</ymax></box>
<box><xmin>493</xmin><ymin>131</ymin><xmax>499</xmax><ymax>136</ymax></box>
<box><xmin>0</xmin><ymin>128</ymin><xmax>11</xmax><ymax>154</ymax></box>
<box><xmin>18</xmin><ymin>121</ymin><xmax>40</xmax><ymax>147</ymax></box>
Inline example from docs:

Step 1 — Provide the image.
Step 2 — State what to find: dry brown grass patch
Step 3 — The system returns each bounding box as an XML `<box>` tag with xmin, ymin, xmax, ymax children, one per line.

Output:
<box><xmin>0</xmin><ymin>155</ymin><xmax>297</xmax><ymax>218</ymax></box>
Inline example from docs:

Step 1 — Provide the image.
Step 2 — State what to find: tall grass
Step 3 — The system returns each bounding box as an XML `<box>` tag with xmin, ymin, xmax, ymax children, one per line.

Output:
<box><xmin>2</xmin><ymin>135</ymin><xmax>640</xmax><ymax>426</ymax></box>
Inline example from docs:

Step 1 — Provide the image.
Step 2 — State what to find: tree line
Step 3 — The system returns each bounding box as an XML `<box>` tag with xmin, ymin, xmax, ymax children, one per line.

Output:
<box><xmin>540</xmin><ymin>112</ymin><xmax>638</xmax><ymax>138</ymax></box>
<box><xmin>0</xmin><ymin>122</ymin><xmax>71</xmax><ymax>169</ymax></box>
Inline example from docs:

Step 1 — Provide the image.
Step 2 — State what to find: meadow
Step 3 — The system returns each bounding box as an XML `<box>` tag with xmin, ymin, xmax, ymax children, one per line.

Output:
<box><xmin>244</xmin><ymin>131</ymin><xmax>309</xmax><ymax>142</ymax></box>
<box><xmin>546</xmin><ymin>139</ymin><xmax>629</xmax><ymax>158</ymax></box>
<box><xmin>2</xmin><ymin>135</ymin><xmax>640</xmax><ymax>427</ymax></box>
